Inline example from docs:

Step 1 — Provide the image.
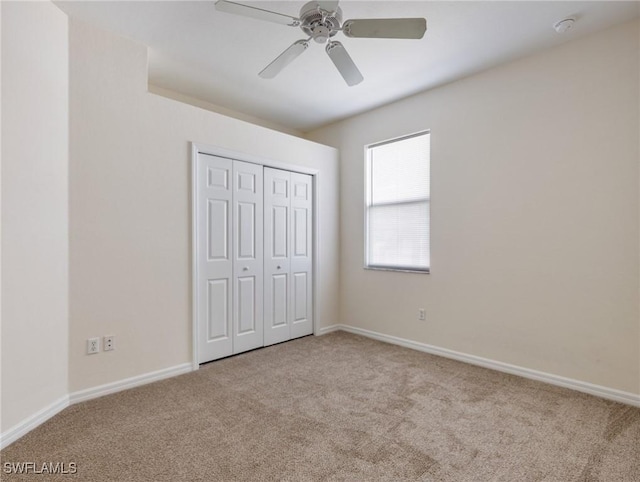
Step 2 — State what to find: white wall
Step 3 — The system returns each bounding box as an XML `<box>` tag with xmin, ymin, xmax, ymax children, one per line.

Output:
<box><xmin>68</xmin><ymin>20</ymin><xmax>339</xmax><ymax>392</ymax></box>
<box><xmin>308</xmin><ymin>20</ymin><xmax>640</xmax><ymax>394</ymax></box>
<box><xmin>1</xmin><ymin>1</ymin><xmax>69</xmax><ymax>431</ymax></box>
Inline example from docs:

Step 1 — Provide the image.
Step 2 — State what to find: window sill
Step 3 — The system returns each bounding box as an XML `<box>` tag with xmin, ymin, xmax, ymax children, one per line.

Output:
<box><xmin>364</xmin><ymin>266</ymin><xmax>430</xmax><ymax>274</ymax></box>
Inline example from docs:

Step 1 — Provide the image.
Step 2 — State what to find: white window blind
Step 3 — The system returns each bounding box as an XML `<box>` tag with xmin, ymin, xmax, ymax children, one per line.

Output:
<box><xmin>366</xmin><ymin>131</ymin><xmax>430</xmax><ymax>272</ymax></box>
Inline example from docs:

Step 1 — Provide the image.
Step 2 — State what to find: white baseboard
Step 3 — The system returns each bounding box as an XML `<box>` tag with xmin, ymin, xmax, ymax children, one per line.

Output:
<box><xmin>316</xmin><ymin>324</ymin><xmax>342</xmax><ymax>335</ymax></box>
<box><xmin>329</xmin><ymin>324</ymin><xmax>640</xmax><ymax>407</ymax></box>
<box><xmin>1</xmin><ymin>363</ymin><xmax>193</xmax><ymax>450</ymax></box>
<box><xmin>0</xmin><ymin>395</ymin><xmax>69</xmax><ymax>450</ymax></box>
<box><xmin>69</xmin><ymin>363</ymin><xmax>193</xmax><ymax>404</ymax></box>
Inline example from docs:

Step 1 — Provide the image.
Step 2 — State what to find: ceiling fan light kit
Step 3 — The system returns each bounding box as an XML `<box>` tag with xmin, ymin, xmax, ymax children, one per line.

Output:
<box><xmin>215</xmin><ymin>0</ymin><xmax>427</xmax><ymax>86</ymax></box>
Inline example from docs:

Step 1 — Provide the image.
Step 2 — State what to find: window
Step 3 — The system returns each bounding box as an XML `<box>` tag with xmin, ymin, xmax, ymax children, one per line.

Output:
<box><xmin>365</xmin><ymin>131</ymin><xmax>430</xmax><ymax>272</ymax></box>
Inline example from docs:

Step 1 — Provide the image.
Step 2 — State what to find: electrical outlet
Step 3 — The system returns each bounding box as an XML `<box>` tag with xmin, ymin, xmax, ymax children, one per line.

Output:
<box><xmin>87</xmin><ymin>337</ymin><xmax>100</xmax><ymax>354</ymax></box>
<box><xmin>418</xmin><ymin>309</ymin><xmax>426</xmax><ymax>321</ymax></box>
<box><xmin>104</xmin><ymin>335</ymin><xmax>115</xmax><ymax>351</ymax></box>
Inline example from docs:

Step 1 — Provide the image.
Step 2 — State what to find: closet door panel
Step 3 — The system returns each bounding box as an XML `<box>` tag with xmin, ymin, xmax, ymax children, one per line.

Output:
<box><xmin>290</xmin><ymin>172</ymin><xmax>313</xmax><ymax>338</ymax></box>
<box><xmin>264</xmin><ymin>167</ymin><xmax>291</xmax><ymax>346</ymax></box>
<box><xmin>233</xmin><ymin>161</ymin><xmax>264</xmax><ymax>354</ymax></box>
<box><xmin>271</xmin><ymin>275</ymin><xmax>288</xmax><ymax>326</ymax></box>
<box><xmin>197</xmin><ymin>154</ymin><xmax>233</xmax><ymax>362</ymax></box>
<box><xmin>237</xmin><ymin>276</ymin><xmax>257</xmax><ymax>333</ymax></box>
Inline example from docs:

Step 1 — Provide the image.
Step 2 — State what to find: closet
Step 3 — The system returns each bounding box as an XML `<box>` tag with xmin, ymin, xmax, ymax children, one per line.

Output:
<box><xmin>195</xmin><ymin>152</ymin><xmax>313</xmax><ymax>364</ymax></box>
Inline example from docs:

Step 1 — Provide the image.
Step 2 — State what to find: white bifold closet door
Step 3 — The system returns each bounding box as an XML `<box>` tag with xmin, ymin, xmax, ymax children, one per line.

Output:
<box><xmin>197</xmin><ymin>154</ymin><xmax>311</xmax><ymax>363</ymax></box>
<box><xmin>263</xmin><ymin>168</ymin><xmax>314</xmax><ymax>346</ymax></box>
<box><xmin>289</xmin><ymin>171</ymin><xmax>313</xmax><ymax>339</ymax></box>
<box><xmin>232</xmin><ymin>160</ymin><xmax>264</xmax><ymax>354</ymax></box>
<box><xmin>197</xmin><ymin>154</ymin><xmax>263</xmax><ymax>362</ymax></box>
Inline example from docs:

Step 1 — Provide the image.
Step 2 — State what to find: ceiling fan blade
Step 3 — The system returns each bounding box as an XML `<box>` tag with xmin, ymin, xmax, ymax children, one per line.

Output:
<box><xmin>259</xmin><ymin>40</ymin><xmax>309</xmax><ymax>79</ymax></box>
<box><xmin>326</xmin><ymin>41</ymin><xmax>363</xmax><ymax>86</ymax></box>
<box><xmin>215</xmin><ymin>0</ymin><xmax>300</xmax><ymax>26</ymax></box>
<box><xmin>343</xmin><ymin>18</ymin><xmax>427</xmax><ymax>39</ymax></box>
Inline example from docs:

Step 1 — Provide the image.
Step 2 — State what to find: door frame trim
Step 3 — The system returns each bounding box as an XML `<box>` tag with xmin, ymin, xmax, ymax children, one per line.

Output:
<box><xmin>191</xmin><ymin>143</ymin><xmax>320</xmax><ymax>370</ymax></box>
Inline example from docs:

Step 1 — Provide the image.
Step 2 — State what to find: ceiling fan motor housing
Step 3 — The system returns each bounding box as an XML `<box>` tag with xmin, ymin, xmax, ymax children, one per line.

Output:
<box><xmin>300</xmin><ymin>1</ymin><xmax>343</xmax><ymax>43</ymax></box>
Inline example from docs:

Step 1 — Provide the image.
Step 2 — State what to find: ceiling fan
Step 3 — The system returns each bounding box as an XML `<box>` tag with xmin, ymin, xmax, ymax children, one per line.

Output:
<box><xmin>215</xmin><ymin>0</ymin><xmax>427</xmax><ymax>86</ymax></box>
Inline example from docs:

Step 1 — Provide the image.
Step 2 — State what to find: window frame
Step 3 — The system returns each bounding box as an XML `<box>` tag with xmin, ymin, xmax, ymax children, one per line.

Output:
<box><xmin>364</xmin><ymin>130</ymin><xmax>431</xmax><ymax>274</ymax></box>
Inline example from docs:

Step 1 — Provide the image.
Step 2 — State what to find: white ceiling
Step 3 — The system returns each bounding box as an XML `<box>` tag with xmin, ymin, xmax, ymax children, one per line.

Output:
<box><xmin>56</xmin><ymin>1</ymin><xmax>639</xmax><ymax>132</ymax></box>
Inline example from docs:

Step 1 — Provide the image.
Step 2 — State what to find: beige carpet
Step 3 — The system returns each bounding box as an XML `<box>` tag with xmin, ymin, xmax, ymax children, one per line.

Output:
<box><xmin>1</xmin><ymin>331</ymin><xmax>639</xmax><ymax>481</ymax></box>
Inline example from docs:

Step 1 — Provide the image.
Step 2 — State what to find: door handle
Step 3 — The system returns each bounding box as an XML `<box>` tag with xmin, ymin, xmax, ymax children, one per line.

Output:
<box><xmin>277</xmin><ymin>265</ymin><xmax>281</xmax><ymax>270</ymax></box>
<box><xmin>243</xmin><ymin>267</ymin><xmax>249</xmax><ymax>271</ymax></box>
